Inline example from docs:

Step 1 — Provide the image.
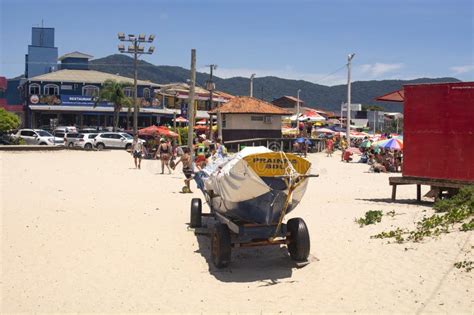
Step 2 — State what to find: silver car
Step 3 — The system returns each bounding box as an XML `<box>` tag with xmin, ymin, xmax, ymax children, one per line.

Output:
<box><xmin>14</xmin><ymin>129</ymin><xmax>56</xmax><ymax>145</ymax></box>
<box><xmin>73</xmin><ymin>133</ymin><xmax>98</xmax><ymax>150</ymax></box>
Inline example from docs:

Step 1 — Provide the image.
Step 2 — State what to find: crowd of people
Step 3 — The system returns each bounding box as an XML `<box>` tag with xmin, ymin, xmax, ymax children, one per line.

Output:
<box><xmin>322</xmin><ymin>134</ymin><xmax>403</xmax><ymax>173</ymax></box>
<box><xmin>130</xmin><ymin>134</ymin><xmax>228</xmax><ymax>193</ymax></box>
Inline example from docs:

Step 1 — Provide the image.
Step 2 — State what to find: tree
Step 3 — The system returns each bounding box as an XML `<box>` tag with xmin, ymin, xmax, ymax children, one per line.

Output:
<box><xmin>362</xmin><ymin>104</ymin><xmax>385</xmax><ymax>111</ymax></box>
<box><xmin>94</xmin><ymin>80</ymin><xmax>132</xmax><ymax>132</ymax></box>
<box><xmin>0</xmin><ymin>109</ymin><xmax>21</xmax><ymax>132</ymax></box>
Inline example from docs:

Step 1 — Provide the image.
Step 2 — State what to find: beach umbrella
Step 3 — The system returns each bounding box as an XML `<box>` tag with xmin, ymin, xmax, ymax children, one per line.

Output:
<box><xmin>174</xmin><ymin>116</ymin><xmax>188</xmax><ymax>123</ymax></box>
<box><xmin>196</xmin><ymin>119</ymin><xmax>207</xmax><ymax>125</ymax></box>
<box><xmin>316</xmin><ymin>128</ymin><xmax>335</xmax><ymax>133</ymax></box>
<box><xmin>138</xmin><ymin>125</ymin><xmax>178</xmax><ymax>138</ymax></box>
<box><xmin>380</xmin><ymin>138</ymin><xmax>403</xmax><ymax>150</ymax></box>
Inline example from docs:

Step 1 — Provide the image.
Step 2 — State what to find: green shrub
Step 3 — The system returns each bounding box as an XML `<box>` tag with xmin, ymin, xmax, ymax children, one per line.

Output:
<box><xmin>355</xmin><ymin>210</ymin><xmax>383</xmax><ymax>227</ymax></box>
<box><xmin>0</xmin><ymin>109</ymin><xmax>21</xmax><ymax>132</ymax></box>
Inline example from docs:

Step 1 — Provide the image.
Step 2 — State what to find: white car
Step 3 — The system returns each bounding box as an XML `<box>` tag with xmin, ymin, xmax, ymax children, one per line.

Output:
<box><xmin>73</xmin><ymin>133</ymin><xmax>98</xmax><ymax>150</ymax></box>
<box><xmin>14</xmin><ymin>129</ymin><xmax>57</xmax><ymax>145</ymax></box>
<box><xmin>93</xmin><ymin>132</ymin><xmax>143</xmax><ymax>150</ymax></box>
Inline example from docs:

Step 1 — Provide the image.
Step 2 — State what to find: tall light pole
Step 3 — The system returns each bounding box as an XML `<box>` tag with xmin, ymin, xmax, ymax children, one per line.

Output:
<box><xmin>250</xmin><ymin>73</ymin><xmax>256</xmax><ymax>97</ymax></box>
<box><xmin>296</xmin><ymin>89</ymin><xmax>301</xmax><ymax>126</ymax></box>
<box><xmin>118</xmin><ymin>32</ymin><xmax>155</xmax><ymax>135</ymax></box>
<box><xmin>346</xmin><ymin>53</ymin><xmax>355</xmax><ymax>144</ymax></box>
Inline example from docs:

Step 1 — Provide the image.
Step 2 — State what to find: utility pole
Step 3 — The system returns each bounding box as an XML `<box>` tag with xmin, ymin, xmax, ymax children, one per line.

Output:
<box><xmin>188</xmin><ymin>49</ymin><xmax>196</xmax><ymax>155</ymax></box>
<box><xmin>250</xmin><ymin>73</ymin><xmax>256</xmax><ymax>97</ymax></box>
<box><xmin>296</xmin><ymin>89</ymin><xmax>301</xmax><ymax>127</ymax></box>
<box><xmin>346</xmin><ymin>53</ymin><xmax>355</xmax><ymax>144</ymax></box>
<box><xmin>206</xmin><ymin>64</ymin><xmax>217</xmax><ymax>140</ymax></box>
<box><xmin>117</xmin><ymin>33</ymin><xmax>155</xmax><ymax>135</ymax></box>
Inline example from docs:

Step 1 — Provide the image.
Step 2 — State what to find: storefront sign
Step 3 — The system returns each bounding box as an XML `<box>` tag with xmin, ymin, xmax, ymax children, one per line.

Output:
<box><xmin>30</xmin><ymin>94</ymin><xmax>39</xmax><ymax>104</ymax></box>
<box><xmin>60</xmin><ymin>95</ymin><xmax>95</xmax><ymax>105</ymax></box>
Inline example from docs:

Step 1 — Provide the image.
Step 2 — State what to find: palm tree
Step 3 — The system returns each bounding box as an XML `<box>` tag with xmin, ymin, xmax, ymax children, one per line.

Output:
<box><xmin>94</xmin><ymin>80</ymin><xmax>132</xmax><ymax>132</ymax></box>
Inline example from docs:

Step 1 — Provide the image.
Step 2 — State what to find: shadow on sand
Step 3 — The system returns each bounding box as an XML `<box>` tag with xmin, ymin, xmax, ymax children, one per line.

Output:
<box><xmin>356</xmin><ymin>197</ymin><xmax>433</xmax><ymax>206</ymax></box>
<box><xmin>192</xmin><ymin>216</ymin><xmax>307</xmax><ymax>284</ymax></box>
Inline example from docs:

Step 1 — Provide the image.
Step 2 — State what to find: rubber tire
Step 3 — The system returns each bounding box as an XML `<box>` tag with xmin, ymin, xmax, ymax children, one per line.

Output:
<box><xmin>68</xmin><ymin>142</ymin><xmax>73</xmax><ymax>148</ymax></box>
<box><xmin>190</xmin><ymin>198</ymin><xmax>202</xmax><ymax>228</ymax></box>
<box><xmin>39</xmin><ymin>142</ymin><xmax>47</xmax><ymax>145</ymax></box>
<box><xmin>96</xmin><ymin>143</ymin><xmax>105</xmax><ymax>151</ymax></box>
<box><xmin>211</xmin><ymin>223</ymin><xmax>231</xmax><ymax>268</ymax></box>
<box><xmin>287</xmin><ymin>217</ymin><xmax>310</xmax><ymax>261</ymax></box>
<box><xmin>85</xmin><ymin>143</ymin><xmax>92</xmax><ymax>150</ymax></box>
<box><xmin>125</xmin><ymin>143</ymin><xmax>132</xmax><ymax>151</ymax></box>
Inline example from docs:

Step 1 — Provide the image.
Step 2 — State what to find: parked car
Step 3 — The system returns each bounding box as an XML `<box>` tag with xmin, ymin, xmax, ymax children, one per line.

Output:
<box><xmin>73</xmin><ymin>133</ymin><xmax>98</xmax><ymax>150</ymax></box>
<box><xmin>64</xmin><ymin>133</ymin><xmax>82</xmax><ymax>147</ymax></box>
<box><xmin>13</xmin><ymin>129</ymin><xmax>56</xmax><ymax>145</ymax></box>
<box><xmin>94</xmin><ymin>132</ymin><xmax>143</xmax><ymax>150</ymax></box>
<box><xmin>54</xmin><ymin>126</ymin><xmax>78</xmax><ymax>134</ymax></box>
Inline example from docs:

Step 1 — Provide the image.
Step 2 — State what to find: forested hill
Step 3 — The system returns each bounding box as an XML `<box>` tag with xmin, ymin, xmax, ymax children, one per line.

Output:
<box><xmin>90</xmin><ymin>54</ymin><xmax>460</xmax><ymax>112</ymax></box>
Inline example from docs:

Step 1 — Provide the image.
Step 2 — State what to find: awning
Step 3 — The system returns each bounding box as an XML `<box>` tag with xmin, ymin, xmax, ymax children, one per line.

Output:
<box><xmin>375</xmin><ymin>89</ymin><xmax>404</xmax><ymax>102</ymax></box>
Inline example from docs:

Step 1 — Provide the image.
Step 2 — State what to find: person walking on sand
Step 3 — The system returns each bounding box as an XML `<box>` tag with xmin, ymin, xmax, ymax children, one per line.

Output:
<box><xmin>326</xmin><ymin>137</ymin><xmax>334</xmax><ymax>157</ymax></box>
<box><xmin>155</xmin><ymin>138</ymin><xmax>172</xmax><ymax>174</ymax></box>
<box><xmin>131</xmin><ymin>135</ymin><xmax>144</xmax><ymax>169</ymax></box>
<box><xmin>173</xmin><ymin>147</ymin><xmax>194</xmax><ymax>193</ymax></box>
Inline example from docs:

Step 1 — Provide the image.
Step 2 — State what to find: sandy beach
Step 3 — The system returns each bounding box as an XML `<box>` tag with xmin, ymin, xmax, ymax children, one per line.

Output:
<box><xmin>1</xmin><ymin>149</ymin><xmax>472</xmax><ymax>313</ymax></box>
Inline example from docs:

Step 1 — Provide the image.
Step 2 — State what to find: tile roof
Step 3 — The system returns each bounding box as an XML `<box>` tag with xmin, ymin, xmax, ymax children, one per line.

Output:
<box><xmin>280</xmin><ymin>95</ymin><xmax>305</xmax><ymax>104</ymax></box>
<box><xmin>58</xmin><ymin>51</ymin><xmax>94</xmax><ymax>61</ymax></box>
<box><xmin>28</xmin><ymin>69</ymin><xmax>161</xmax><ymax>87</ymax></box>
<box><xmin>209</xmin><ymin>96</ymin><xmax>291</xmax><ymax>115</ymax></box>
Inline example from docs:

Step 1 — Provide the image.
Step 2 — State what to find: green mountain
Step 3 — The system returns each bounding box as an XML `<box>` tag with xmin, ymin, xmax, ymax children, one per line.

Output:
<box><xmin>90</xmin><ymin>54</ymin><xmax>461</xmax><ymax>112</ymax></box>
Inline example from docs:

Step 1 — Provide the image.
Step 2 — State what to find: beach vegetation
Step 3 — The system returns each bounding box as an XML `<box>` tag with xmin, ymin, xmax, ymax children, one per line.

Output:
<box><xmin>372</xmin><ymin>186</ymin><xmax>474</xmax><ymax>243</ymax></box>
<box><xmin>355</xmin><ymin>210</ymin><xmax>383</xmax><ymax>227</ymax></box>
<box><xmin>454</xmin><ymin>260</ymin><xmax>473</xmax><ymax>272</ymax></box>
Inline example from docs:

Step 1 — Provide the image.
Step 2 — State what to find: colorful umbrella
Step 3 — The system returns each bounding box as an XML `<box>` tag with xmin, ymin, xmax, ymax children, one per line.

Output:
<box><xmin>174</xmin><ymin>116</ymin><xmax>188</xmax><ymax>123</ymax></box>
<box><xmin>138</xmin><ymin>125</ymin><xmax>178</xmax><ymax>138</ymax></box>
<box><xmin>379</xmin><ymin>138</ymin><xmax>403</xmax><ymax>150</ymax></box>
<box><xmin>316</xmin><ymin>128</ymin><xmax>335</xmax><ymax>133</ymax></box>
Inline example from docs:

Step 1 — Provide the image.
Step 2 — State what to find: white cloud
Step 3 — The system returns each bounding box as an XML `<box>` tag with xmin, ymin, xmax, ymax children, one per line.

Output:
<box><xmin>450</xmin><ymin>65</ymin><xmax>474</xmax><ymax>74</ymax></box>
<box><xmin>359</xmin><ymin>62</ymin><xmax>404</xmax><ymax>77</ymax></box>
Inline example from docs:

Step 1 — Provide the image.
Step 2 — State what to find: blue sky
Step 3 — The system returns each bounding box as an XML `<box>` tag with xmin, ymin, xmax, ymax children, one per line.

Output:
<box><xmin>1</xmin><ymin>0</ymin><xmax>473</xmax><ymax>85</ymax></box>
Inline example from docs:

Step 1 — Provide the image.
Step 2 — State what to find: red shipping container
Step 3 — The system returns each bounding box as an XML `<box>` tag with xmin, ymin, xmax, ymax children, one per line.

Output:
<box><xmin>403</xmin><ymin>82</ymin><xmax>474</xmax><ymax>182</ymax></box>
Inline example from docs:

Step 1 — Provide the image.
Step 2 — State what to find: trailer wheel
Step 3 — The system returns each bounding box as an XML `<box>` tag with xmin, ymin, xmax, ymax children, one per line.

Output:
<box><xmin>287</xmin><ymin>218</ymin><xmax>310</xmax><ymax>261</ymax></box>
<box><xmin>190</xmin><ymin>198</ymin><xmax>202</xmax><ymax>228</ymax></box>
<box><xmin>211</xmin><ymin>223</ymin><xmax>231</xmax><ymax>268</ymax></box>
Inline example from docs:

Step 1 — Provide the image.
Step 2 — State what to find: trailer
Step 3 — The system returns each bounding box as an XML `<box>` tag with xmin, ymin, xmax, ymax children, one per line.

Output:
<box><xmin>377</xmin><ymin>82</ymin><xmax>474</xmax><ymax>200</ymax></box>
<box><xmin>189</xmin><ymin>197</ymin><xmax>310</xmax><ymax>268</ymax></box>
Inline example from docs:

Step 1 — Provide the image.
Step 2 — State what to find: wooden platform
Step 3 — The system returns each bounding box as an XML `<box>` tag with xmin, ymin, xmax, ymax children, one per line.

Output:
<box><xmin>389</xmin><ymin>176</ymin><xmax>473</xmax><ymax>201</ymax></box>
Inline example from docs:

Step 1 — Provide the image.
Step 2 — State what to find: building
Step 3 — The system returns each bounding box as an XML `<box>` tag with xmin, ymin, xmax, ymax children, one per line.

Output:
<box><xmin>157</xmin><ymin>83</ymin><xmax>232</xmax><ymax>119</ymax></box>
<box><xmin>25</xmin><ymin>27</ymin><xmax>58</xmax><ymax>78</ymax></box>
<box><xmin>0</xmin><ymin>76</ymin><xmax>24</xmax><ymax>122</ymax></box>
<box><xmin>21</xmin><ymin>52</ymin><xmax>166</xmax><ymax>129</ymax></box>
<box><xmin>209</xmin><ymin>96</ymin><xmax>291</xmax><ymax>141</ymax></box>
<box><xmin>271</xmin><ymin>95</ymin><xmax>304</xmax><ymax>112</ymax></box>
<box><xmin>367</xmin><ymin>111</ymin><xmax>386</xmax><ymax>132</ymax></box>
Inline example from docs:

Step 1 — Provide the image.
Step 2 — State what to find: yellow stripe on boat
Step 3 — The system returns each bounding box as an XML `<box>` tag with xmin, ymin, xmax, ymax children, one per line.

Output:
<box><xmin>243</xmin><ymin>152</ymin><xmax>311</xmax><ymax>177</ymax></box>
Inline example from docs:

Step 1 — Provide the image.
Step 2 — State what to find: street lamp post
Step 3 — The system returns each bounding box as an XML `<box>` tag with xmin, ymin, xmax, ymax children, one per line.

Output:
<box><xmin>250</xmin><ymin>73</ymin><xmax>256</xmax><ymax>97</ymax></box>
<box><xmin>346</xmin><ymin>53</ymin><xmax>355</xmax><ymax>144</ymax></box>
<box><xmin>118</xmin><ymin>32</ymin><xmax>155</xmax><ymax>135</ymax></box>
<box><xmin>206</xmin><ymin>64</ymin><xmax>217</xmax><ymax>140</ymax></box>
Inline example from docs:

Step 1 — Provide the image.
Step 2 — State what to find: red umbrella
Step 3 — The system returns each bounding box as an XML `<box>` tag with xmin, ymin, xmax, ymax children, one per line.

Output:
<box><xmin>193</xmin><ymin>125</ymin><xmax>208</xmax><ymax>131</ymax></box>
<box><xmin>174</xmin><ymin>116</ymin><xmax>188</xmax><ymax>123</ymax></box>
<box><xmin>138</xmin><ymin>125</ymin><xmax>178</xmax><ymax>138</ymax></box>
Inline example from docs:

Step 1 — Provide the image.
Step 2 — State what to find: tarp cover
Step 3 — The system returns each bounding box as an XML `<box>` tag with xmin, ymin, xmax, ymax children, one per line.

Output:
<box><xmin>201</xmin><ymin>147</ymin><xmax>273</xmax><ymax>203</ymax></box>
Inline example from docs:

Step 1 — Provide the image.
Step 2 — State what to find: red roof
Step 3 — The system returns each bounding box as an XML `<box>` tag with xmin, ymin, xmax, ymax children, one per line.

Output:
<box><xmin>209</xmin><ymin>96</ymin><xmax>291</xmax><ymax>115</ymax></box>
<box><xmin>376</xmin><ymin>89</ymin><xmax>405</xmax><ymax>102</ymax></box>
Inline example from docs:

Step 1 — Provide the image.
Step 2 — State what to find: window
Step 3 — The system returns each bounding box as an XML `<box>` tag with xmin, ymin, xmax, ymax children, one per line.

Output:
<box><xmin>222</xmin><ymin>114</ymin><xmax>226</xmax><ymax>128</ymax></box>
<box><xmin>44</xmin><ymin>84</ymin><xmax>59</xmax><ymax>96</ymax></box>
<box><xmin>251</xmin><ymin>115</ymin><xmax>264</xmax><ymax>121</ymax></box>
<box><xmin>264</xmin><ymin>116</ymin><xmax>272</xmax><ymax>124</ymax></box>
<box><xmin>124</xmin><ymin>87</ymin><xmax>135</xmax><ymax>98</ymax></box>
<box><xmin>21</xmin><ymin>130</ymin><xmax>35</xmax><ymax>137</ymax></box>
<box><xmin>143</xmin><ymin>88</ymin><xmax>151</xmax><ymax>99</ymax></box>
<box><xmin>110</xmin><ymin>134</ymin><xmax>122</xmax><ymax>139</ymax></box>
<box><xmin>29</xmin><ymin>84</ymin><xmax>40</xmax><ymax>95</ymax></box>
<box><xmin>82</xmin><ymin>85</ymin><xmax>99</xmax><ymax>97</ymax></box>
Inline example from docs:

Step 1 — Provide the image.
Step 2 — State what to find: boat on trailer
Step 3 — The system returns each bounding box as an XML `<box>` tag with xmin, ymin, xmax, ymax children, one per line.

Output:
<box><xmin>191</xmin><ymin>146</ymin><xmax>316</xmax><ymax>268</ymax></box>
